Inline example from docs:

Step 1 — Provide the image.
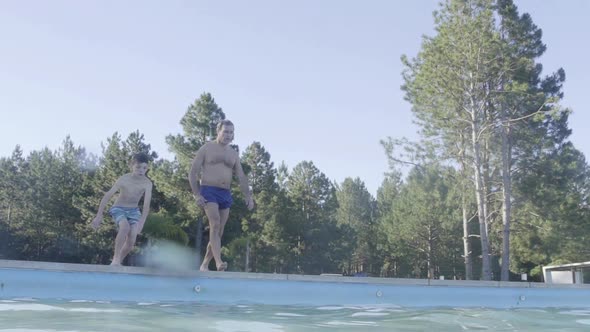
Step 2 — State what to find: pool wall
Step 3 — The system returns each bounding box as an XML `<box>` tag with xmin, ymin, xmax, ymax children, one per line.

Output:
<box><xmin>1</xmin><ymin>260</ymin><xmax>589</xmax><ymax>308</ymax></box>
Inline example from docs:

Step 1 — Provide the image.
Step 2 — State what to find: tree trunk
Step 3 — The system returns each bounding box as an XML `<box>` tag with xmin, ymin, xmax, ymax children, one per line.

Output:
<box><xmin>428</xmin><ymin>227</ymin><xmax>433</xmax><ymax>279</ymax></box>
<box><xmin>500</xmin><ymin>114</ymin><xmax>512</xmax><ymax>281</ymax></box>
<box><xmin>245</xmin><ymin>238</ymin><xmax>251</xmax><ymax>272</ymax></box>
<box><xmin>462</xmin><ymin>200</ymin><xmax>473</xmax><ymax>280</ymax></box>
<box><xmin>471</xmin><ymin>98</ymin><xmax>492</xmax><ymax>281</ymax></box>
<box><xmin>6</xmin><ymin>204</ymin><xmax>11</xmax><ymax>225</ymax></box>
<box><xmin>460</xmin><ymin>134</ymin><xmax>473</xmax><ymax>280</ymax></box>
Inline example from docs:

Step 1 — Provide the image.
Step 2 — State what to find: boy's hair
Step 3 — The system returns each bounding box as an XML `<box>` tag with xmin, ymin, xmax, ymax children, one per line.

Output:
<box><xmin>131</xmin><ymin>152</ymin><xmax>150</xmax><ymax>164</ymax></box>
<box><xmin>216</xmin><ymin>119</ymin><xmax>234</xmax><ymax>133</ymax></box>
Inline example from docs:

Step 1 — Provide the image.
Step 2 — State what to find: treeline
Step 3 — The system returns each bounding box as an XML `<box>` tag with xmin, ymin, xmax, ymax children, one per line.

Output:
<box><xmin>0</xmin><ymin>90</ymin><xmax>587</xmax><ymax>280</ymax></box>
<box><xmin>391</xmin><ymin>0</ymin><xmax>590</xmax><ymax>280</ymax></box>
<box><xmin>1</xmin><ymin>0</ymin><xmax>589</xmax><ymax>280</ymax></box>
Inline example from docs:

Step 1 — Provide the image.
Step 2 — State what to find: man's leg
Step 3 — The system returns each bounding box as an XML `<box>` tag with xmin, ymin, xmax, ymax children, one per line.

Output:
<box><xmin>119</xmin><ymin>224</ymin><xmax>139</xmax><ymax>264</ymax></box>
<box><xmin>112</xmin><ymin>219</ymin><xmax>130</xmax><ymax>265</ymax></box>
<box><xmin>200</xmin><ymin>208</ymin><xmax>230</xmax><ymax>271</ymax></box>
<box><xmin>201</xmin><ymin>203</ymin><xmax>227</xmax><ymax>271</ymax></box>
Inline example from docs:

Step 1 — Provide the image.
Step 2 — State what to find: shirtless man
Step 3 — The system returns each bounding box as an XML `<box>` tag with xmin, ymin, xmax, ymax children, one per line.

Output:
<box><xmin>91</xmin><ymin>153</ymin><xmax>153</xmax><ymax>266</ymax></box>
<box><xmin>189</xmin><ymin>119</ymin><xmax>254</xmax><ymax>271</ymax></box>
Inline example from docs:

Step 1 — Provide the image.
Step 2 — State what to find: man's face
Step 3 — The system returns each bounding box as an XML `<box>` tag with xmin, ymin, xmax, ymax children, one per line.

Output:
<box><xmin>132</xmin><ymin>162</ymin><xmax>149</xmax><ymax>176</ymax></box>
<box><xmin>217</xmin><ymin>125</ymin><xmax>234</xmax><ymax>145</ymax></box>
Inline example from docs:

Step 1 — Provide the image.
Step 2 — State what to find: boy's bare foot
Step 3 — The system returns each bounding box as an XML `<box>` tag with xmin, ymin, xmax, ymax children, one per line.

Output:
<box><xmin>216</xmin><ymin>262</ymin><xmax>227</xmax><ymax>271</ymax></box>
<box><xmin>199</xmin><ymin>263</ymin><xmax>209</xmax><ymax>272</ymax></box>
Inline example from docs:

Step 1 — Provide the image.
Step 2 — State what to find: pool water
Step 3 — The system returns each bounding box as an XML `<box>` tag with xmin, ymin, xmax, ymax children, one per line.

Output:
<box><xmin>1</xmin><ymin>299</ymin><xmax>590</xmax><ymax>331</ymax></box>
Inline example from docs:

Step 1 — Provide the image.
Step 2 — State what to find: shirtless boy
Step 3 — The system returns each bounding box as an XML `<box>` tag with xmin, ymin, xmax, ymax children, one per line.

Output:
<box><xmin>189</xmin><ymin>119</ymin><xmax>254</xmax><ymax>271</ymax></box>
<box><xmin>91</xmin><ymin>152</ymin><xmax>153</xmax><ymax>266</ymax></box>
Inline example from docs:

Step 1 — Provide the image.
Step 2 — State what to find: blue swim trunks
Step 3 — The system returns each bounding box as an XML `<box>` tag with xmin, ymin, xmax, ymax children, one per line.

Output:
<box><xmin>109</xmin><ymin>206</ymin><xmax>141</xmax><ymax>226</ymax></box>
<box><xmin>200</xmin><ymin>185</ymin><xmax>233</xmax><ymax>209</ymax></box>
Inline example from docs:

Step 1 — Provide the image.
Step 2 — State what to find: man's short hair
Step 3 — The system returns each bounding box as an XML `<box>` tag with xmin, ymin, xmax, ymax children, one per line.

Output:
<box><xmin>131</xmin><ymin>152</ymin><xmax>150</xmax><ymax>164</ymax></box>
<box><xmin>217</xmin><ymin>119</ymin><xmax>234</xmax><ymax>133</ymax></box>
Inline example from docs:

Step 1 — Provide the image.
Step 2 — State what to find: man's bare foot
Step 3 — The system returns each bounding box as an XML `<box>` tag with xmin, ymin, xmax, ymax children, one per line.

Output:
<box><xmin>110</xmin><ymin>261</ymin><xmax>122</xmax><ymax>266</ymax></box>
<box><xmin>199</xmin><ymin>263</ymin><xmax>210</xmax><ymax>272</ymax></box>
<box><xmin>216</xmin><ymin>262</ymin><xmax>227</xmax><ymax>271</ymax></box>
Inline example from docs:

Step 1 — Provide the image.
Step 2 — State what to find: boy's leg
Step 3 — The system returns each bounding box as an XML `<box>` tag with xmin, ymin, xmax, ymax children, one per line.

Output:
<box><xmin>112</xmin><ymin>218</ymin><xmax>131</xmax><ymax>265</ymax></box>
<box><xmin>120</xmin><ymin>224</ymin><xmax>139</xmax><ymax>264</ymax></box>
<box><xmin>200</xmin><ymin>208</ymin><xmax>230</xmax><ymax>271</ymax></box>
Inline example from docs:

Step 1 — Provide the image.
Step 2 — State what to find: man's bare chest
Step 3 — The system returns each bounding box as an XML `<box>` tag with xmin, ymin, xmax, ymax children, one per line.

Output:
<box><xmin>205</xmin><ymin>149</ymin><xmax>235</xmax><ymax>168</ymax></box>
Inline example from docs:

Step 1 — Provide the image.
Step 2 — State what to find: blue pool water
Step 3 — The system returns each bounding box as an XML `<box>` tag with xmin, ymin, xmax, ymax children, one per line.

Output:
<box><xmin>1</xmin><ymin>298</ymin><xmax>590</xmax><ymax>331</ymax></box>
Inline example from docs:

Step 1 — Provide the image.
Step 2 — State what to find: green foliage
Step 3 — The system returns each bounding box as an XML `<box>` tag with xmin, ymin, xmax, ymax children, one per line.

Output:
<box><xmin>335</xmin><ymin>177</ymin><xmax>377</xmax><ymax>275</ymax></box>
<box><xmin>380</xmin><ymin>166</ymin><xmax>463</xmax><ymax>278</ymax></box>
<box><xmin>511</xmin><ymin>143</ymin><xmax>590</xmax><ymax>275</ymax></box>
<box><xmin>142</xmin><ymin>212</ymin><xmax>189</xmax><ymax>246</ymax></box>
<box><xmin>286</xmin><ymin>161</ymin><xmax>339</xmax><ymax>274</ymax></box>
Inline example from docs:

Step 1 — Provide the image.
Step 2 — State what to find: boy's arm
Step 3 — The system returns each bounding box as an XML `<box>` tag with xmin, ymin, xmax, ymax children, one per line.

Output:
<box><xmin>138</xmin><ymin>182</ymin><xmax>152</xmax><ymax>232</ymax></box>
<box><xmin>91</xmin><ymin>178</ymin><xmax>122</xmax><ymax>229</ymax></box>
<box><xmin>97</xmin><ymin>179</ymin><xmax>122</xmax><ymax>215</ymax></box>
<box><xmin>234</xmin><ymin>156</ymin><xmax>254</xmax><ymax>210</ymax></box>
<box><xmin>189</xmin><ymin>146</ymin><xmax>206</xmax><ymax>205</ymax></box>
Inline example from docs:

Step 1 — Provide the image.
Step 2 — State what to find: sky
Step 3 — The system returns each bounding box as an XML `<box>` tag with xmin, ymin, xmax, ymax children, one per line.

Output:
<box><xmin>0</xmin><ymin>0</ymin><xmax>588</xmax><ymax>196</ymax></box>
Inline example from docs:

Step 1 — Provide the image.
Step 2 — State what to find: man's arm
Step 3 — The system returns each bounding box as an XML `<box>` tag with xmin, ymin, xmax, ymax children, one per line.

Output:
<box><xmin>234</xmin><ymin>156</ymin><xmax>254</xmax><ymax>210</ymax></box>
<box><xmin>138</xmin><ymin>182</ymin><xmax>152</xmax><ymax>233</ymax></box>
<box><xmin>189</xmin><ymin>146</ymin><xmax>206</xmax><ymax>206</ymax></box>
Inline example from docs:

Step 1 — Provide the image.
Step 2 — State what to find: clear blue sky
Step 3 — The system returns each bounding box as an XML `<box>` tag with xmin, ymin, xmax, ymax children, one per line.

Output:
<box><xmin>1</xmin><ymin>0</ymin><xmax>588</xmax><ymax>195</ymax></box>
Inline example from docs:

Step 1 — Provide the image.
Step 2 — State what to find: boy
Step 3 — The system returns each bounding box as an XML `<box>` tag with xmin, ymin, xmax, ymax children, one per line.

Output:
<box><xmin>91</xmin><ymin>153</ymin><xmax>153</xmax><ymax>266</ymax></box>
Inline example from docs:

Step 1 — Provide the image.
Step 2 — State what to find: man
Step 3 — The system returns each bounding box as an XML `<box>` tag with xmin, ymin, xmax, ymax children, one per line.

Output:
<box><xmin>189</xmin><ymin>119</ymin><xmax>254</xmax><ymax>271</ymax></box>
<box><xmin>91</xmin><ymin>152</ymin><xmax>153</xmax><ymax>266</ymax></box>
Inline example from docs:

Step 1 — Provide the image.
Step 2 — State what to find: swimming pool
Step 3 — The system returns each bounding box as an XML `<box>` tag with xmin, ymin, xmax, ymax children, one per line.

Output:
<box><xmin>1</xmin><ymin>260</ymin><xmax>590</xmax><ymax>331</ymax></box>
<box><xmin>2</xmin><ymin>299</ymin><xmax>590</xmax><ymax>331</ymax></box>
